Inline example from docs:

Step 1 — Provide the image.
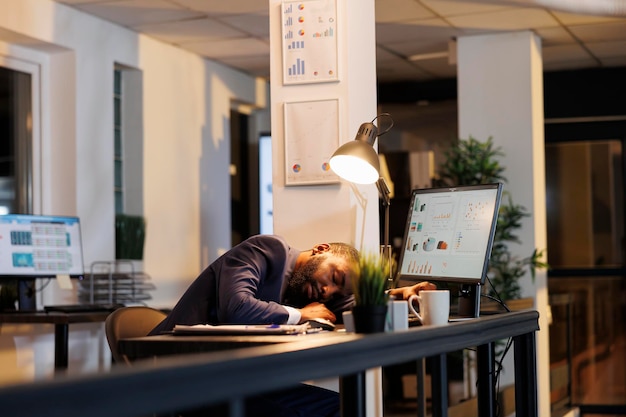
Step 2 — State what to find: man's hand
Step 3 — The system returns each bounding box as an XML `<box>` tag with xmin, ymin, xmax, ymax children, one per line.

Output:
<box><xmin>388</xmin><ymin>282</ymin><xmax>437</xmax><ymax>300</ymax></box>
<box><xmin>298</xmin><ymin>302</ymin><xmax>337</xmax><ymax>323</ymax></box>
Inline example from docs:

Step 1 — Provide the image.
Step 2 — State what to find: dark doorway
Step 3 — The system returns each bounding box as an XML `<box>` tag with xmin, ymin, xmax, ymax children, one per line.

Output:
<box><xmin>230</xmin><ymin>110</ymin><xmax>260</xmax><ymax>246</ymax></box>
<box><xmin>0</xmin><ymin>65</ymin><xmax>32</xmax><ymax>215</ymax></box>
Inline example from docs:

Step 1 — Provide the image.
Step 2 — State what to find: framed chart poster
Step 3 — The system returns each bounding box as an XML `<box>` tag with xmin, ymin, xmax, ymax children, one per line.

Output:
<box><xmin>281</xmin><ymin>0</ymin><xmax>338</xmax><ymax>85</ymax></box>
<box><xmin>284</xmin><ymin>99</ymin><xmax>340</xmax><ymax>186</ymax></box>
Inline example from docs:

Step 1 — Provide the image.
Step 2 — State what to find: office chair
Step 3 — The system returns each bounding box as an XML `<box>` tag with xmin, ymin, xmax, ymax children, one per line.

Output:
<box><xmin>104</xmin><ymin>306</ymin><xmax>167</xmax><ymax>365</ymax></box>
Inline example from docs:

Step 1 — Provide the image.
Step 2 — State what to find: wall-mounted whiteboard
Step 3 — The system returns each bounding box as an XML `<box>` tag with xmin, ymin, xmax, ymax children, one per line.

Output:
<box><xmin>281</xmin><ymin>0</ymin><xmax>338</xmax><ymax>85</ymax></box>
<box><xmin>284</xmin><ymin>99</ymin><xmax>340</xmax><ymax>186</ymax></box>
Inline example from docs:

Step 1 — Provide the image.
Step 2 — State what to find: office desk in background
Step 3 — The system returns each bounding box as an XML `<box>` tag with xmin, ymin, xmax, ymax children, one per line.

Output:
<box><xmin>0</xmin><ymin>310</ymin><xmax>112</xmax><ymax>372</ymax></box>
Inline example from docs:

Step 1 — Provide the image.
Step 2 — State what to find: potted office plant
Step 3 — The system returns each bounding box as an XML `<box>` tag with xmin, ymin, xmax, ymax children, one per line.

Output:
<box><xmin>115</xmin><ymin>214</ymin><xmax>146</xmax><ymax>261</ymax></box>
<box><xmin>351</xmin><ymin>253</ymin><xmax>390</xmax><ymax>333</ymax></box>
<box><xmin>437</xmin><ymin>136</ymin><xmax>547</xmax><ymax>303</ymax></box>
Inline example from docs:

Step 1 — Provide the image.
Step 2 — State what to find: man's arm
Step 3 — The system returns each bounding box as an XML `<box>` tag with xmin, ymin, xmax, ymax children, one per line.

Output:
<box><xmin>215</xmin><ymin>236</ymin><xmax>293</xmax><ymax>324</ymax></box>
<box><xmin>388</xmin><ymin>282</ymin><xmax>437</xmax><ymax>300</ymax></box>
<box><xmin>298</xmin><ymin>302</ymin><xmax>336</xmax><ymax>323</ymax></box>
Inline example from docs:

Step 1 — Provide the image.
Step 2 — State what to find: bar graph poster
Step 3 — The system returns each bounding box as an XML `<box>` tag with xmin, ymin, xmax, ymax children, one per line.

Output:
<box><xmin>284</xmin><ymin>99</ymin><xmax>339</xmax><ymax>186</ymax></box>
<box><xmin>282</xmin><ymin>0</ymin><xmax>338</xmax><ymax>85</ymax></box>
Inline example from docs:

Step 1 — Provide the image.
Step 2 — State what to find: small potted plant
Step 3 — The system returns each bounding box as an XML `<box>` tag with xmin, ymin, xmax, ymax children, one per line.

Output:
<box><xmin>351</xmin><ymin>253</ymin><xmax>390</xmax><ymax>333</ymax></box>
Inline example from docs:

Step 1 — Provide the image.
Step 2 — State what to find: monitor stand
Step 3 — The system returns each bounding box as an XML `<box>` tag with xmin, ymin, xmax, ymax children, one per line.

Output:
<box><xmin>456</xmin><ymin>284</ymin><xmax>481</xmax><ymax>319</ymax></box>
<box><xmin>17</xmin><ymin>279</ymin><xmax>37</xmax><ymax>311</ymax></box>
<box><xmin>0</xmin><ymin>279</ymin><xmax>36</xmax><ymax>312</ymax></box>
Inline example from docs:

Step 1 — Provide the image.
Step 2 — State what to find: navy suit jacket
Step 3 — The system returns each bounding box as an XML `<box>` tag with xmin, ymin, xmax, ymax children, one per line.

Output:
<box><xmin>150</xmin><ymin>235</ymin><xmax>300</xmax><ymax>334</ymax></box>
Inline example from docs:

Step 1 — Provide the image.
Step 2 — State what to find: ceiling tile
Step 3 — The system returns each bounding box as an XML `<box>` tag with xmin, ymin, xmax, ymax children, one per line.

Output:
<box><xmin>533</xmin><ymin>26</ymin><xmax>577</xmax><ymax>46</ymax></box>
<box><xmin>384</xmin><ymin>38</ymin><xmax>452</xmax><ymax>57</ymax></box>
<box><xmin>552</xmin><ymin>10</ymin><xmax>626</xmax><ymax>25</ymax></box>
<box><xmin>599</xmin><ymin>56</ymin><xmax>626</xmax><ymax>67</ymax></box>
<box><xmin>419</xmin><ymin>0</ymin><xmax>515</xmax><ymax>17</ymax></box>
<box><xmin>374</xmin><ymin>0</ymin><xmax>435</xmax><ymax>23</ymax></box>
<box><xmin>411</xmin><ymin>58</ymin><xmax>457</xmax><ymax>78</ymax></box>
<box><xmin>376</xmin><ymin>46</ymin><xmax>406</xmax><ymax>63</ymax></box>
<box><xmin>49</xmin><ymin>0</ymin><xmax>626</xmax><ymax>82</ymax></box>
<box><xmin>569</xmin><ymin>20</ymin><xmax>626</xmax><ymax>42</ymax></box>
<box><xmin>76</xmin><ymin>0</ymin><xmax>204</xmax><ymax>27</ymax></box>
<box><xmin>448</xmin><ymin>8</ymin><xmax>561</xmax><ymax>31</ymax></box>
<box><xmin>174</xmin><ymin>0</ymin><xmax>267</xmax><ymax>16</ymax></box>
<box><xmin>376</xmin><ymin>18</ymin><xmax>460</xmax><ymax>44</ymax></box>
<box><xmin>57</xmin><ymin>0</ymin><xmax>115</xmax><ymax>4</ymax></box>
<box><xmin>586</xmin><ymin>40</ymin><xmax>626</xmax><ymax>58</ymax></box>
<box><xmin>137</xmin><ymin>18</ymin><xmax>245</xmax><ymax>43</ymax></box>
<box><xmin>376</xmin><ymin>49</ymin><xmax>438</xmax><ymax>81</ymax></box>
<box><xmin>542</xmin><ymin>43</ymin><xmax>594</xmax><ymax>64</ymax></box>
<box><xmin>218</xmin><ymin>13</ymin><xmax>270</xmax><ymax>38</ymax></box>
<box><xmin>181</xmin><ymin>37</ymin><xmax>270</xmax><ymax>59</ymax></box>
<box><xmin>543</xmin><ymin>57</ymin><xmax>600</xmax><ymax>72</ymax></box>
<box><xmin>218</xmin><ymin>54</ymin><xmax>271</xmax><ymax>78</ymax></box>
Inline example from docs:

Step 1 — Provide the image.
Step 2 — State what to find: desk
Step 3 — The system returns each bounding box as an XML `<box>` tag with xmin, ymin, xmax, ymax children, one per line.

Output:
<box><xmin>0</xmin><ymin>310</ymin><xmax>539</xmax><ymax>417</ymax></box>
<box><xmin>119</xmin><ymin>331</ymin><xmax>348</xmax><ymax>359</ymax></box>
<box><xmin>119</xmin><ymin>310</ymin><xmax>539</xmax><ymax>417</ymax></box>
<box><xmin>0</xmin><ymin>311</ymin><xmax>112</xmax><ymax>372</ymax></box>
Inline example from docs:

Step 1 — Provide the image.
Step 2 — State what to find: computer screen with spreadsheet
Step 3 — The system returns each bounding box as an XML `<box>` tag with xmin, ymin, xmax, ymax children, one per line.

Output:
<box><xmin>397</xmin><ymin>183</ymin><xmax>502</xmax><ymax>286</ymax></box>
<box><xmin>396</xmin><ymin>183</ymin><xmax>503</xmax><ymax>318</ymax></box>
<box><xmin>0</xmin><ymin>214</ymin><xmax>84</xmax><ymax>279</ymax></box>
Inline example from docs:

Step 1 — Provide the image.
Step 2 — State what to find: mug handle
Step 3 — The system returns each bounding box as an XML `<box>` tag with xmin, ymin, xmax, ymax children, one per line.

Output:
<box><xmin>408</xmin><ymin>294</ymin><xmax>422</xmax><ymax>322</ymax></box>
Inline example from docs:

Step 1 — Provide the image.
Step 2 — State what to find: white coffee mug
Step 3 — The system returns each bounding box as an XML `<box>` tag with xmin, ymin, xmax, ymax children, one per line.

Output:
<box><xmin>408</xmin><ymin>290</ymin><xmax>450</xmax><ymax>325</ymax></box>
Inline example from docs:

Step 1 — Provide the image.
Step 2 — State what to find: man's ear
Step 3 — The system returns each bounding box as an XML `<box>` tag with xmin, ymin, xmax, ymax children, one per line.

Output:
<box><xmin>311</xmin><ymin>243</ymin><xmax>330</xmax><ymax>255</ymax></box>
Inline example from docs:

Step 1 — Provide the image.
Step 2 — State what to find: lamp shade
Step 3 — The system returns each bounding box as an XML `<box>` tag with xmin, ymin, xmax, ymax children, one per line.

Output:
<box><xmin>329</xmin><ymin>122</ymin><xmax>380</xmax><ymax>184</ymax></box>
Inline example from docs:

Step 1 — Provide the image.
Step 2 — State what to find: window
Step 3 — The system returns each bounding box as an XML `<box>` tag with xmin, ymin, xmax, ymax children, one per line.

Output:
<box><xmin>0</xmin><ymin>61</ymin><xmax>36</xmax><ymax>215</ymax></box>
<box><xmin>114</xmin><ymin>69</ymin><xmax>123</xmax><ymax>213</ymax></box>
<box><xmin>546</xmin><ymin>125</ymin><xmax>626</xmax><ymax>414</ymax></box>
<box><xmin>112</xmin><ymin>65</ymin><xmax>144</xmax><ymax>216</ymax></box>
<box><xmin>113</xmin><ymin>65</ymin><xmax>144</xmax><ymax>260</ymax></box>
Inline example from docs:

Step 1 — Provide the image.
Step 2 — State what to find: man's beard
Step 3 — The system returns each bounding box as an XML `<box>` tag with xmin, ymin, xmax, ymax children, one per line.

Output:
<box><xmin>283</xmin><ymin>255</ymin><xmax>324</xmax><ymax>307</ymax></box>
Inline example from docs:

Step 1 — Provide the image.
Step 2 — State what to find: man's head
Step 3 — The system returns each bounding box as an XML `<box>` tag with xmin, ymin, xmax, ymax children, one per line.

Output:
<box><xmin>285</xmin><ymin>242</ymin><xmax>359</xmax><ymax>307</ymax></box>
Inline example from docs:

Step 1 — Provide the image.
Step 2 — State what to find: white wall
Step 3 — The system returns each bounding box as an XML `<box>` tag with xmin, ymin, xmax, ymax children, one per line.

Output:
<box><xmin>269</xmin><ymin>1</ymin><xmax>382</xmax><ymax>415</ymax></box>
<box><xmin>269</xmin><ymin>0</ymin><xmax>380</xmax><ymax>254</ymax></box>
<box><xmin>0</xmin><ymin>0</ymin><xmax>267</xmax><ymax>383</ymax></box>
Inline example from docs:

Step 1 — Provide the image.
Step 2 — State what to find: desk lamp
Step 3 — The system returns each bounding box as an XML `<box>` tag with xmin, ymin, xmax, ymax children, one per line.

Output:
<box><xmin>329</xmin><ymin>113</ymin><xmax>395</xmax><ymax>287</ymax></box>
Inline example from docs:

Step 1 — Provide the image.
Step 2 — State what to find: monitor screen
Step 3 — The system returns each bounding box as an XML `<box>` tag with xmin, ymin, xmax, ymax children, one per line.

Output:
<box><xmin>0</xmin><ymin>214</ymin><xmax>85</xmax><ymax>278</ymax></box>
<box><xmin>396</xmin><ymin>183</ymin><xmax>503</xmax><ymax>285</ymax></box>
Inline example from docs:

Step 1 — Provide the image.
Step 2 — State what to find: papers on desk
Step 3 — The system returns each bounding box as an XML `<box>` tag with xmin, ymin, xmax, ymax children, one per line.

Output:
<box><xmin>172</xmin><ymin>323</ymin><xmax>311</xmax><ymax>335</ymax></box>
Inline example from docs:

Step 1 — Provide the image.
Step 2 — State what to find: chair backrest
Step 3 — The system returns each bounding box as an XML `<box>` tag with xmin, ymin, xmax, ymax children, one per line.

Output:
<box><xmin>105</xmin><ymin>306</ymin><xmax>167</xmax><ymax>365</ymax></box>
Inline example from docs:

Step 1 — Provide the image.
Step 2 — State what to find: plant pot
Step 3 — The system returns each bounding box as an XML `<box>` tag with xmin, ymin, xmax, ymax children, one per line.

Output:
<box><xmin>352</xmin><ymin>305</ymin><xmax>388</xmax><ymax>334</ymax></box>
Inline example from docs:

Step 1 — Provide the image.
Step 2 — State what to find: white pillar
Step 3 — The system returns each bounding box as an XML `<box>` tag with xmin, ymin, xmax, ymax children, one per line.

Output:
<box><xmin>269</xmin><ymin>1</ymin><xmax>382</xmax><ymax>416</ymax></box>
<box><xmin>269</xmin><ymin>0</ymin><xmax>379</xmax><ymax>254</ymax></box>
<box><xmin>457</xmin><ymin>31</ymin><xmax>550</xmax><ymax>417</ymax></box>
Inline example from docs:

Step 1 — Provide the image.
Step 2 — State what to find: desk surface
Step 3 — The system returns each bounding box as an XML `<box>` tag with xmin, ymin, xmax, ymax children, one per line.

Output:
<box><xmin>120</xmin><ymin>330</ymin><xmax>350</xmax><ymax>359</ymax></box>
<box><xmin>119</xmin><ymin>310</ymin><xmax>539</xmax><ymax>365</ymax></box>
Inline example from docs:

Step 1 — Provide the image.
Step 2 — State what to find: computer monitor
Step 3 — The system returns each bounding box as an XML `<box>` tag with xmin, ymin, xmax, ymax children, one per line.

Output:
<box><xmin>395</xmin><ymin>183</ymin><xmax>503</xmax><ymax>318</ymax></box>
<box><xmin>0</xmin><ymin>214</ymin><xmax>85</xmax><ymax>310</ymax></box>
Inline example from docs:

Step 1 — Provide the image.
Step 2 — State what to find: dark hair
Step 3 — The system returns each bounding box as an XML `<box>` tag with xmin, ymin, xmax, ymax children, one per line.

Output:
<box><xmin>328</xmin><ymin>242</ymin><xmax>359</xmax><ymax>263</ymax></box>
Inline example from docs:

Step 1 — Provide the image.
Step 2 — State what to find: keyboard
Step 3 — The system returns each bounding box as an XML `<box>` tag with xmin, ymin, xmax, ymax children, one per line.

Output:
<box><xmin>44</xmin><ymin>303</ymin><xmax>124</xmax><ymax>313</ymax></box>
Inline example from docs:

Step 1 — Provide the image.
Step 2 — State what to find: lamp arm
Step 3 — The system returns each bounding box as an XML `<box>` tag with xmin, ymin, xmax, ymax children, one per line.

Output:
<box><xmin>376</xmin><ymin>177</ymin><xmax>394</xmax><ymax>287</ymax></box>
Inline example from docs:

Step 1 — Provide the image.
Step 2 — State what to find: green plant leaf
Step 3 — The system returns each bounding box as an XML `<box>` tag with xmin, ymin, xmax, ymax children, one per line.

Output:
<box><xmin>353</xmin><ymin>253</ymin><xmax>390</xmax><ymax>306</ymax></box>
<box><xmin>438</xmin><ymin>136</ymin><xmax>549</xmax><ymax>301</ymax></box>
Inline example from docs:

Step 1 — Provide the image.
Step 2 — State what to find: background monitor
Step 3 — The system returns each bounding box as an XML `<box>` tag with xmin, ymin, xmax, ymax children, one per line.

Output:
<box><xmin>396</xmin><ymin>183</ymin><xmax>503</xmax><ymax>317</ymax></box>
<box><xmin>0</xmin><ymin>214</ymin><xmax>85</xmax><ymax>310</ymax></box>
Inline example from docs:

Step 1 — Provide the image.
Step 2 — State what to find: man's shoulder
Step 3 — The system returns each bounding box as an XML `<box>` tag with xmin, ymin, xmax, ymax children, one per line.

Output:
<box><xmin>244</xmin><ymin>234</ymin><xmax>287</xmax><ymax>246</ymax></box>
<box><xmin>237</xmin><ymin>235</ymin><xmax>292</xmax><ymax>255</ymax></box>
